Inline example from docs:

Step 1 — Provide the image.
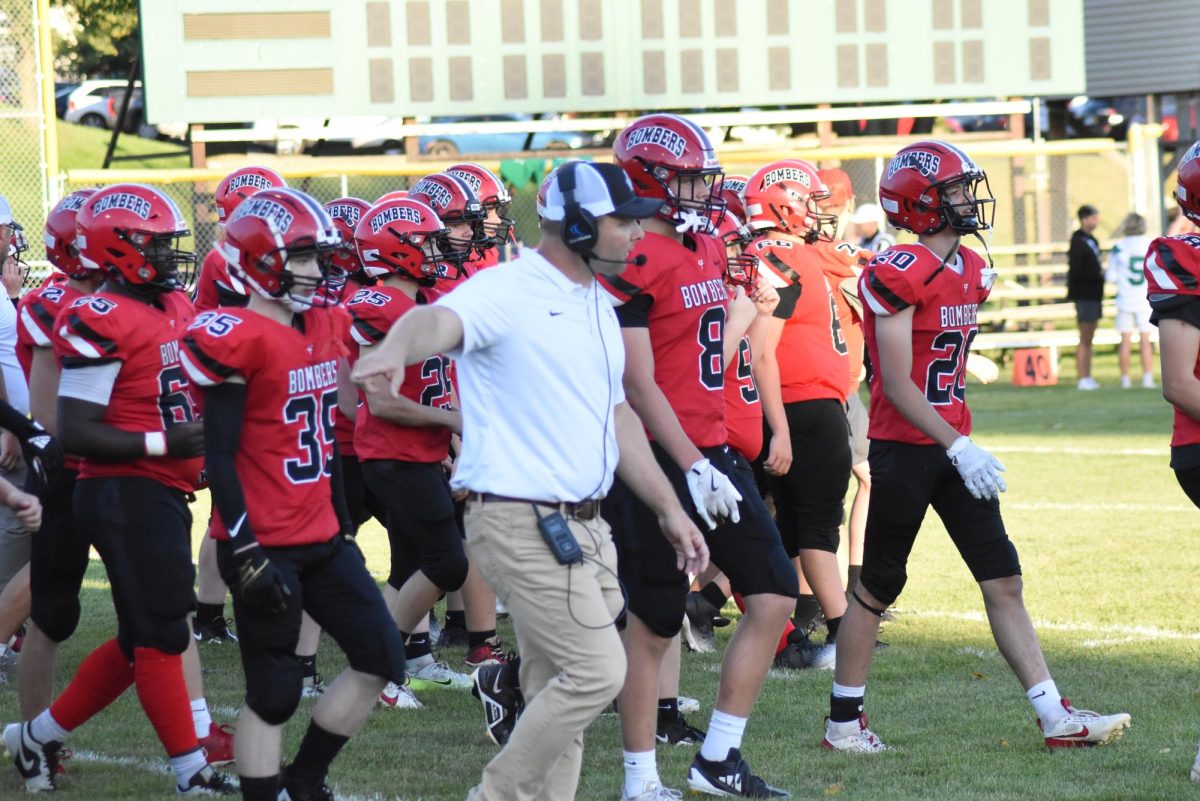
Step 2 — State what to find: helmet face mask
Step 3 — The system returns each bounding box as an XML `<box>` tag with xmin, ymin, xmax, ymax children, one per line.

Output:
<box><xmin>354</xmin><ymin>199</ymin><xmax>452</xmax><ymax>288</ymax></box>
<box><xmin>743</xmin><ymin>159</ymin><xmax>836</xmax><ymax>244</ymax></box>
<box><xmin>119</xmin><ymin>227</ymin><xmax>195</xmax><ymax>291</ymax></box>
<box><xmin>446</xmin><ymin>163</ymin><xmax>515</xmax><ymax>248</ymax></box>
<box><xmin>4</xmin><ymin>222</ymin><xmax>28</xmax><ymax>282</ymax></box>
<box><xmin>408</xmin><ymin>173</ymin><xmax>489</xmax><ymax>259</ymax></box>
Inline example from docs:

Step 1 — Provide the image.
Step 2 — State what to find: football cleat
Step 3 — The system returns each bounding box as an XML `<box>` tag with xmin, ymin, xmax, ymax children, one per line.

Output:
<box><xmin>821</xmin><ymin>715</ymin><xmax>889</xmax><ymax>754</ymax></box>
<box><xmin>1038</xmin><ymin>699</ymin><xmax>1130</xmax><ymax>748</ymax></box>
<box><xmin>656</xmin><ymin>709</ymin><xmax>706</xmax><ymax>746</ymax></box>
<box><xmin>471</xmin><ymin>661</ymin><xmax>524</xmax><ymax>746</ymax></box>
<box><xmin>194</xmin><ymin>618</ymin><xmax>238</xmax><ymax>644</ymax></box>
<box><xmin>436</xmin><ymin>624</ymin><xmax>468</xmax><ymax>649</ymax></box>
<box><xmin>4</xmin><ymin>721</ymin><xmax>61</xmax><ymax>792</ymax></box>
<box><xmin>682</xmin><ymin>592</ymin><xmax>725</xmax><ymax>654</ymax></box>
<box><xmin>279</xmin><ymin>764</ymin><xmax>334</xmax><ymax>801</ymax></box>
<box><xmin>198</xmin><ymin>721</ymin><xmax>235</xmax><ymax>767</ymax></box>
<box><xmin>408</xmin><ymin>660</ymin><xmax>472</xmax><ymax>691</ymax></box>
<box><xmin>379</xmin><ymin>680</ymin><xmax>424</xmax><ymax>710</ymax></box>
<box><xmin>621</xmin><ymin>780</ymin><xmax>684</xmax><ymax>800</ymax></box>
<box><xmin>773</xmin><ymin>638</ymin><xmax>835</xmax><ymax>671</ymax></box>
<box><xmin>177</xmin><ymin>764</ymin><xmax>238</xmax><ymax>795</ymax></box>
<box><xmin>686</xmin><ymin>748</ymin><xmax>790</xmax><ymax>798</ymax></box>
<box><xmin>300</xmin><ymin>672</ymin><xmax>325</xmax><ymax>699</ymax></box>
<box><xmin>465</xmin><ymin>637</ymin><xmax>511</xmax><ymax>668</ymax></box>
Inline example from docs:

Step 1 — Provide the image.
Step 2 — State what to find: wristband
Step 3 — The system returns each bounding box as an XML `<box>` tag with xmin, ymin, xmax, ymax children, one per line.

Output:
<box><xmin>144</xmin><ymin>431</ymin><xmax>167</xmax><ymax>456</ymax></box>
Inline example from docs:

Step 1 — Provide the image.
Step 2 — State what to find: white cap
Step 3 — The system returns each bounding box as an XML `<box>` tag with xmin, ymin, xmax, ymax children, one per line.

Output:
<box><xmin>0</xmin><ymin>195</ymin><xmax>12</xmax><ymax>226</ymax></box>
<box><xmin>541</xmin><ymin>161</ymin><xmax>661</xmax><ymax>222</ymax></box>
<box><xmin>852</xmin><ymin>202</ymin><xmax>884</xmax><ymax>226</ymax></box>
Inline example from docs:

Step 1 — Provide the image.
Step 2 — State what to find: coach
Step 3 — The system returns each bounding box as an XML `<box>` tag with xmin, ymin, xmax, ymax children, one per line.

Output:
<box><xmin>354</xmin><ymin>161</ymin><xmax>707</xmax><ymax>801</ymax></box>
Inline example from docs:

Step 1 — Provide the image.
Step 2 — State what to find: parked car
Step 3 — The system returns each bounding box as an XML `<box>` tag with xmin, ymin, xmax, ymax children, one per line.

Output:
<box><xmin>65</xmin><ymin>80</ymin><xmax>139</xmax><ymax>128</ymax></box>
<box><xmin>417</xmin><ymin>114</ymin><xmax>605</xmax><ymax>157</ymax></box>
<box><xmin>54</xmin><ymin>82</ymin><xmax>79</xmax><ymax>118</ymax></box>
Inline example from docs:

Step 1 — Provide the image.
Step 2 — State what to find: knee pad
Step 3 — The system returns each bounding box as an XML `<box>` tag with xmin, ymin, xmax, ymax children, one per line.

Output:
<box><xmin>346</xmin><ymin>624</ymin><xmax>407</xmax><ymax>685</ymax></box>
<box><xmin>858</xmin><ymin>563</ymin><xmax>907</xmax><ymax>609</ymax></box>
<box><xmin>144</xmin><ymin>615</ymin><xmax>192</xmax><ymax>655</ymax></box>
<box><xmin>31</xmin><ymin>595</ymin><xmax>81</xmax><ymax>643</ymax></box>
<box><xmin>627</xmin><ymin>578</ymin><xmax>687</xmax><ymax>638</ymax></box>
<box><xmin>246</xmin><ymin>664</ymin><xmax>303</xmax><ymax>726</ymax></box>
<box><xmin>423</xmin><ymin>547</ymin><xmax>468</xmax><ymax>593</ymax></box>
<box><xmin>961</xmin><ymin>536</ymin><xmax>1021</xmax><ymax>584</ymax></box>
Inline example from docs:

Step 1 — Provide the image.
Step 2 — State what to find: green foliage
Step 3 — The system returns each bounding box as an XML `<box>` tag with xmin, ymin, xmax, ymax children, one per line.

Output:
<box><xmin>53</xmin><ymin>0</ymin><xmax>139</xmax><ymax>78</ymax></box>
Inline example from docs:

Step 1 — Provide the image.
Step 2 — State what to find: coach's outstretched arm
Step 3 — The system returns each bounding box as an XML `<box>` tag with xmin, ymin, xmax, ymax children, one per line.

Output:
<box><xmin>350</xmin><ymin>306</ymin><xmax>464</xmax><ymax>397</ymax></box>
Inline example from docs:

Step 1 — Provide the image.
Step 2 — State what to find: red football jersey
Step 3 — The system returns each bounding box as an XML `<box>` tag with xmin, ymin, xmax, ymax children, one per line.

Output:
<box><xmin>600</xmin><ymin>231</ymin><xmax>730</xmax><ymax>448</ymax></box>
<box><xmin>813</xmin><ymin>240</ymin><xmax>868</xmax><ymax>394</ymax></box>
<box><xmin>1144</xmin><ymin>234</ymin><xmax>1200</xmax><ymax>447</ymax></box>
<box><xmin>56</xmin><ymin>291</ymin><xmax>203</xmax><ymax>491</ymax></box>
<box><xmin>754</xmin><ymin>238</ymin><xmax>851</xmax><ymax>404</ymax></box>
<box><xmin>347</xmin><ymin>285</ymin><xmax>453</xmax><ymax>463</ymax></box>
<box><xmin>17</xmin><ymin>281</ymin><xmax>83</xmax><ymax>381</ymax></box>
<box><xmin>193</xmin><ymin>248</ymin><xmax>249</xmax><ymax>312</ymax></box>
<box><xmin>859</xmin><ymin>243</ymin><xmax>991</xmax><ymax>445</ymax></box>
<box><xmin>324</xmin><ymin>304</ymin><xmax>357</xmax><ymax>456</ymax></box>
<box><xmin>181</xmin><ymin>306</ymin><xmax>344</xmax><ymax>546</ymax></box>
<box><xmin>723</xmin><ymin>334</ymin><xmax>763</xmax><ymax>460</ymax></box>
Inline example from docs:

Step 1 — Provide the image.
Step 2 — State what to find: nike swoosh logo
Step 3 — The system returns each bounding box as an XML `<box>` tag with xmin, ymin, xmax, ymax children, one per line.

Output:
<box><xmin>17</xmin><ymin>740</ymin><xmax>38</xmax><ymax>776</ymax></box>
<box><xmin>415</xmin><ymin>676</ymin><xmax>453</xmax><ymax>687</ymax></box>
<box><xmin>493</xmin><ymin>672</ymin><xmax>505</xmax><ymax>695</ymax></box>
<box><xmin>549</xmin><ymin>311</ymin><xmax>564</xmax><ymax>317</ymax></box>
<box><xmin>1030</xmin><ymin>691</ymin><xmax>1046</xmax><ymax>700</ymax></box>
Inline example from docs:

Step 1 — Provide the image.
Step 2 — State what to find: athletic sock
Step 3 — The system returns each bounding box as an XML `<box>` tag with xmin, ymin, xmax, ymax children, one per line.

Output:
<box><xmin>190</xmin><ymin>698</ymin><xmax>213</xmax><ymax>739</ymax></box>
<box><xmin>794</xmin><ymin>594</ymin><xmax>821</xmax><ymax>628</ymax></box>
<box><xmin>405</xmin><ymin>632</ymin><xmax>432</xmax><ymax>661</ymax></box>
<box><xmin>846</xmin><ymin>565</ymin><xmax>862</xmax><ymax>596</ymax></box>
<box><xmin>699</xmin><ymin>710</ymin><xmax>747</xmax><ymax>762</ymax></box>
<box><xmin>699</xmin><ymin>582</ymin><xmax>728</xmax><ymax>612</ymax></box>
<box><xmin>657</xmin><ymin>697</ymin><xmax>679</xmax><ymax>721</ymax></box>
<box><xmin>825</xmin><ymin>616</ymin><xmax>842</xmax><ymax>643</ymax></box>
<box><xmin>133</xmin><ymin>647</ymin><xmax>199</xmax><ymax>757</ymax></box>
<box><xmin>622</xmin><ymin>750</ymin><xmax>659</xmax><ymax>798</ymax></box>
<box><xmin>288</xmin><ymin>722</ymin><xmax>349</xmax><ymax>788</ymax></box>
<box><xmin>48</xmin><ymin>638</ymin><xmax>134</xmax><ymax>731</ymax></box>
<box><xmin>830</xmin><ymin>682</ymin><xmax>866</xmax><ymax>723</ymax></box>
<box><xmin>240</xmin><ymin>775</ymin><xmax>280</xmax><ymax>801</ymax></box>
<box><xmin>467</xmin><ymin>628</ymin><xmax>497</xmax><ymax>650</ymax></box>
<box><xmin>195</xmin><ymin>602</ymin><xmax>224</xmax><ymax>627</ymax></box>
<box><xmin>1026</xmin><ymin>679</ymin><xmax>1065</xmax><ymax>724</ymax></box>
<box><xmin>169</xmin><ymin>747</ymin><xmax>207</xmax><ymax>787</ymax></box>
<box><xmin>29</xmin><ymin>709</ymin><xmax>70</xmax><ymax>745</ymax></box>
<box><xmin>444</xmin><ymin>610</ymin><xmax>466</xmax><ymax>630</ymax></box>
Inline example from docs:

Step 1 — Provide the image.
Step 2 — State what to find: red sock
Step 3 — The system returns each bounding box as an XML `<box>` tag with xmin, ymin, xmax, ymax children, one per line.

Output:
<box><xmin>732</xmin><ymin>592</ymin><xmax>794</xmax><ymax>656</ymax></box>
<box><xmin>49</xmin><ymin>638</ymin><xmax>134</xmax><ymax>731</ymax></box>
<box><xmin>133</xmin><ymin>647</ymin><xmax>199</xmax><ymax>757</ymax></box>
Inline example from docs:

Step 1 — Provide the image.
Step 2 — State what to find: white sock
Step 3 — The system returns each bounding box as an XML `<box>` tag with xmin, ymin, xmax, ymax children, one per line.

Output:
<box><xmin>699</xmin><ymin>709</ymin><xmax>747</xmax><ymax>762</ymax></box>
<box><xmin>29</xmin><ymin>710</ymin><xmax>70</xmax><ymax>744</ymax></box>
<box><xmin>190</xmin><ymin>698</ymin><xmax>212</xmax><ymax>739</ymax></box>
<box><xmin>1026</xmin><ymin>679</ymin><xmax>1065</xmax><ymax>724</ymax></box>
<box><xmin>832</xmin><ymin>682</ymin><xmax>866</xmax><ymax>698</ymax></box>
<box><xmin>622</xmin><ymin>750</ymin><xmax>658</xmax><ymax>798</ymax></box>
<box><xmin>170</xmin><ymin>748</ymin><xmax>208</xmax><ymax>786</ymax></box>
<box><xmin>407</xmin><ymin>653</ymin><xmax>435</xmax><ymax>673</ymax></box>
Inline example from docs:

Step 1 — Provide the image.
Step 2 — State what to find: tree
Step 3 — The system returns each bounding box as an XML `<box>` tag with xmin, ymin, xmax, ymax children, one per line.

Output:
<box><xmin>52</xmin><ymin>0</ymin><xmax>138</xmax><ymax>79</ymax></box>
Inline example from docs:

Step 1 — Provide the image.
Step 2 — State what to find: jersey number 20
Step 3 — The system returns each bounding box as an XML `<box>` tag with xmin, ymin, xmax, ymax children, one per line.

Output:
<box><xmin>925</xmin><ymin>330</ymin><xmax>976</xmax><ymax>405</ymax></box>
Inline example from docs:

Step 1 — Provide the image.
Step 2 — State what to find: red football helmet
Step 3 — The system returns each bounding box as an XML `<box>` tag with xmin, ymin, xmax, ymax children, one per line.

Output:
<box><xmin>716</xmin><ymin>210</ymin><xmax>758</xmax><ymax>289</ymax></box>
<box><xmin>323</xmin><ymin>197</ymin><xmax>372</xmax><ymax>281</ymax></box>
<box><xmin>1175</xmin><ymin>139</ymin><xmax>1200</xmax><ymax>225</ymax></box>
<box><xmin>743</xmin><ymin>159</ymin><xmax>836</xmax><ymax>243</ymax></box>
<box><xmin>44</xmin><ymin>189</ymin><xmax>98</xmax><ymax>280</ymax></box>
<box><xmin>447</xmin><ymin>163</ymin><xmax>514</xmax><ymax>246</ymax></box>
<box><xmin>214</xmin><ymin>166</ymin><xmax>286</xmax><ymax>223</ymax></box>
<box><xmin>535</xmin><ymin>166</ymin><xmax>562</xmax><ymax>219</ymax></box>
<box><xmin>717</xmin><ymin>174</ymin><xmax>749</xmax><ymax>220</ymax></box>
<box><xmin>878</xmin><ymin>140</ymin><xmax>994</xmax><ymax>235</ymax></box>
<box><xmin>354</xmin><ymin>198</ymin><xmax>454</xmax><ymax>286</ymax></box>
<box><xmin>407</xmin><ymin>173</ymin><xmax>487</xmax><ymax>256</ymax></box>
<box><xmin>614</xmin><ymin>113</ymin><xmax>724</xmax><ymax>228</ymax></box>
<box><xmin>222</xmin><ymin>188</ymin><xmax>344</xmax><ymax>311</ymax></box>
<box><xmin>76</xmin><ymin>183</ymin><xmax>194</xmax><ymax>291</ymax></box>
<box><xmin>816</xmin><ymin>168</ymin><xmax>853</xmax><ymax>211</ymax></box>
<box><xmin>375</xmin><ymin>189</ymin><xmax>409</xmax><ymax>204</ymax></box>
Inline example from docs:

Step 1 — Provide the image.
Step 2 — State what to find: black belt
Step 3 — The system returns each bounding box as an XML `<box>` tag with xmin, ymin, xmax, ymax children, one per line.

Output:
<box><xmin>471</xmin><ymin>492</ymin><xmax>601</xmax><ymax>521</ymax></box>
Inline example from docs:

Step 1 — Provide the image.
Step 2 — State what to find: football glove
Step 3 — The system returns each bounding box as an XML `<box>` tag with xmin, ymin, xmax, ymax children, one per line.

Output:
<box><xmin>946</xmin><ymin>435</ymin><xmax>1007</xmax><ymax>500</ymax></box>
<box><xmin>232</xmin><ymin>543</ymin><xmax>291</xmax><ymax>614</ymax></box>
<box><xmin>19</xmin><ymin>422</ymin><xmax>63</xmax><ymax>492</ymax></box>
<box><xmin>686</xmin><ymin>458</ymin><xmax>743</xmax><ymax>530</ymax></box>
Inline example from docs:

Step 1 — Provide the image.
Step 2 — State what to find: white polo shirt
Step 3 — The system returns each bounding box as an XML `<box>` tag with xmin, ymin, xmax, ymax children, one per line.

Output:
<box><xmin>437</xmin><ymin>249</ymin><xmax>625</xmax><ymax>501</ymax></box>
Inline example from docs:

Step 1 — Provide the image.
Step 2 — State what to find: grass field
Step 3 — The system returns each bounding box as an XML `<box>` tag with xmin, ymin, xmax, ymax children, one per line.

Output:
<box><xmin>0</xmin><ymin>349</ymin><xmax>1195</xmax><ymax>801</ymax></box>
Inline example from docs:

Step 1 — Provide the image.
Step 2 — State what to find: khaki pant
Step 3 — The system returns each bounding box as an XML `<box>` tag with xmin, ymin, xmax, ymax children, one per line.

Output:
<box><xmin>464</xmin><ymin>500</ymin><xmax>626</xmax><ymax>801</ymax></box>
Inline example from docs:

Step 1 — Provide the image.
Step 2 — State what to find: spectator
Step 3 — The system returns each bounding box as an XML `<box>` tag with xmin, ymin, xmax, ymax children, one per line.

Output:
<box><xmin>1105</xmin><ymin>212</ymin><xmax>1155</xmax><ymax>388</ymax></box>
<box><xmin>1068</xmin><ymin>204</ymin><xmax>1104</xmax><ymax>390</ymax></box>
<box><xmin>851</xmin><ymin>203</ymin><xmax>894</xmax><ymax>252</ymax></box>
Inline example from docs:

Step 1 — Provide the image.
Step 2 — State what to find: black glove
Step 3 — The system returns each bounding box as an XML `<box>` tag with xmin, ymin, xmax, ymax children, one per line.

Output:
<box><xmin>20</xmin><ymin>423</ymin><xmax>63</xmax><ymax>495</ymax></box>
<box><xmin>232</xmin><ymin>543</ymin><xmax>291</xmax><ymax>614</ymax></box>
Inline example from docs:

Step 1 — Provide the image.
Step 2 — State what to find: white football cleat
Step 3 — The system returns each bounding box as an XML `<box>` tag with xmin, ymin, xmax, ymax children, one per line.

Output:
<box><xmin>379</xmin><ymin>680</ymin><xmax>424</xmax><ymax>710</ymax></box>
<box><xmin>1038</xmin><ymin>699</ymin><xmax>1130</xmax><ymax>747</ymax></box>
<box><xmin>821</xmin><ymin>715</ymin><xmax>889</xmax><ymax>754</ymax></box>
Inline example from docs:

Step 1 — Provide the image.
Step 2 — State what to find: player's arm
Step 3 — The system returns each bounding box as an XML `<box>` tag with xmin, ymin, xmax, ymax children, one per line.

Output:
<box><xmin>336</xmin><ymin>357</ymin><xmax>358</xmax><ymax>423</ymax></box>
<box><xmin>874</xmin><ymin>307</ymin><xmax>962</xmax><ymax>448</ymax></box>
<box><xmin>28</xmin><ymin>347</ymin><xmax>60</xmax><ymax>435</ymax></box>
<box><xmin>0</xmin><ymin>474</ymin><xmax>40</xmax><ymax>530</ymax></box>
<box><xmin>613</xmin><ymin>401</ymin><xmax>708</xmax><ymax>575</ymax></box>
<box><xmin>754</xmin><ymin>314</ymin><xmax>791</xmax><ymax>476</ymax></box>
<box><xmin>722</xmin><ymin>288</ymin><xmax>756</xmax><ymax>367</ymax></box>
<box><xmin>356</xmin><ymin>343</ymin><xmax>462</xmax><ymax>433</ymax></box>
<box><xmin>351</xmin><ymin>306</ymin><xmax>464</xmax><ymax>395</ymax></box>
<box><xmin>58</xmin><ymin>363</ymin><xmax>203</xmax><ymax>460</ymax></box>
<box><xmin>1159</xmin><ymin>317</ymin><xmax>1200</xmax><ymax>420</ymax></box>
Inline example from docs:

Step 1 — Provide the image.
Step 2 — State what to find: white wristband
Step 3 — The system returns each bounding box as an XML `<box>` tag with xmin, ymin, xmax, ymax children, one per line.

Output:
<box><xmin>144</xmin><ymin>431</ymin><xmax>167</xmax><ymax>457</ymax></box>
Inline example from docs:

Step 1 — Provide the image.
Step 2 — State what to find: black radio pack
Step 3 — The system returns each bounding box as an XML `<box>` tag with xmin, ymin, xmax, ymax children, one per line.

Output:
<box><xmin>535</xmin><ymin>507</ymin><xmax>584</xmax><ymax>565</ymax></box>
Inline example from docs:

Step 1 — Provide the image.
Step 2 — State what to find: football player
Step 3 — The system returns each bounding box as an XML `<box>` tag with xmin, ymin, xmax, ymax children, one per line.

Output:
<box><xmin>1147</xmin><ymin>139</ymin><xmax>1200</xmax><ymax>780</ymax></box>
<box><xmin>823</xmin><ymin>140</ymin><xmax>1131</xmax><ymax>752</ymax></box>
<box><xmin>600</xmin><ymin>113</ymin><xmax>795</xmax><ymax>799</ymax></box>
<box><xmin>3</xmin><ymin>183</ymin><xmax>235</xmax><ymax>794</ymax></box>
<box><xmin>446</xmin><ymin>162</ymin><xmax>515</xmax><ymax>269</ymax></box>
<box><xmin>350</xmin><ymin>198</ymin><xmax>476</xmax><ymax>701</ymax></box>
<box><xmin>408</xmin><ymin>173</ymin><xmax>488</xmax><ymax>293</ymax></box>
<box><xmin>181</xmin><ymin>187</ymin><xmax>406</xmax><ymax>801</ymax></box>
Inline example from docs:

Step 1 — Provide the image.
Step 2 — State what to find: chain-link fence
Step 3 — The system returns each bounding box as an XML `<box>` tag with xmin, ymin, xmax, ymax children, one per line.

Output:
<box><xmin>0</xmin><ymin>0</ymin><xmax>50</xmax><ymax>263</ymax></box>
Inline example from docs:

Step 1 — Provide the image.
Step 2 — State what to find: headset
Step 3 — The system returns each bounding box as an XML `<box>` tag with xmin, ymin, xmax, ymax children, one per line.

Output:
<box><xmin>558</xmin><ymin>161</ymin><xmax>599</xmax><ymax>254</ymax></box>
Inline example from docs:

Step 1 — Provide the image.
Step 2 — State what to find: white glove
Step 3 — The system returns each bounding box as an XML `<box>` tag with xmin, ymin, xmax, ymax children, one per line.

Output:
<box><xmin>674</xmin><ymin>208</ymin><xmax>715</xmax><ymax>235</ymax></box>
<box><xmin>686</xmin><ymin>458</ymin><xmax>743</xmax><ymax>530</ymax></box>
<box><xmin>946</xmin><ymin>435</ymin><xmax>1007</xmax><ymax>500</ymax></box>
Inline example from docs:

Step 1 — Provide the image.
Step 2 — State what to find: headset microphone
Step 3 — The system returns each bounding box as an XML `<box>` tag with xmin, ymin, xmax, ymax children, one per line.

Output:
<box><xmin>586</xmin><ymin>253</ymin><xmax>646</xmax><ymax>267</ymax></box>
